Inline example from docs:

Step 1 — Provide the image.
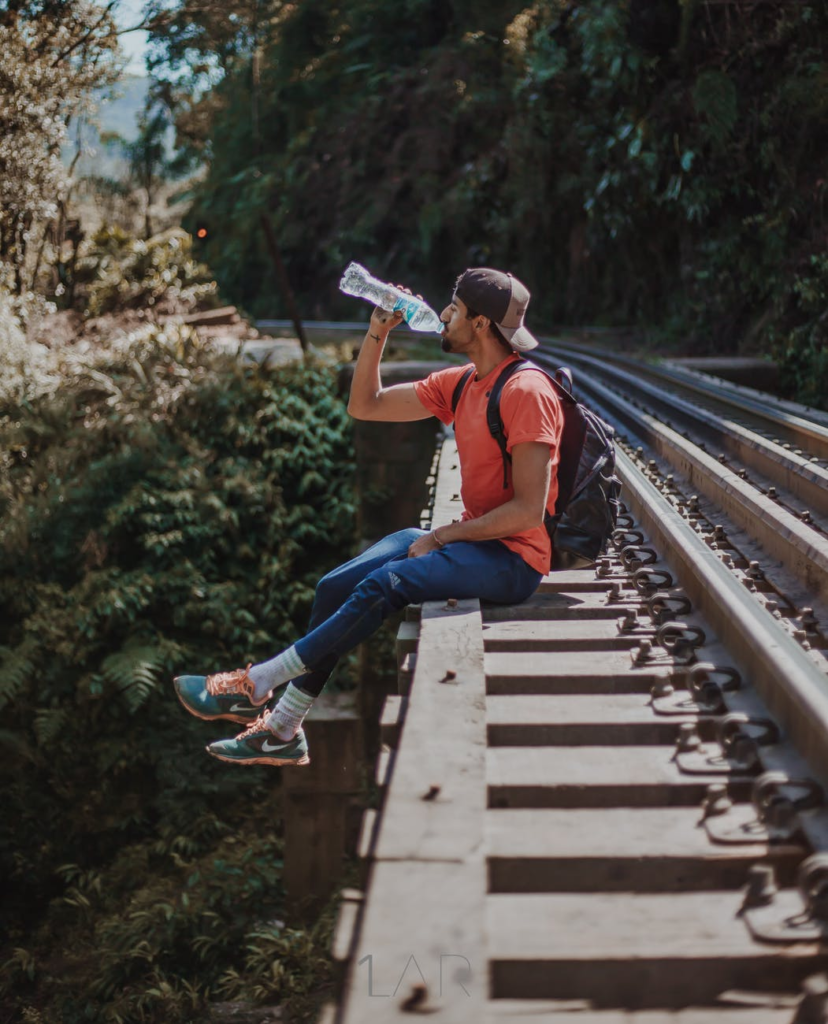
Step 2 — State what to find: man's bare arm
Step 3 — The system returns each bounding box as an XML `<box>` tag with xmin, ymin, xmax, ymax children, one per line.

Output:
<box><xmin>347</xmin><ymin>306</ymin><xmax>435</xmax><ymax>422</ymax></box>
<box><xmin>408</xmin><ymin>442</ymin><xmax>551</xmax><ymax>557</ymax></box>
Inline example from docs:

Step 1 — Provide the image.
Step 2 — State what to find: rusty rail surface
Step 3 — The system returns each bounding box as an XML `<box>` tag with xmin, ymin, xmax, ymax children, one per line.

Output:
<box><xmin>324</xmin><ymin>354</ymin><xmax>828</xmax><ymax>1024</ymax></box>
<box><xmin>540</xmin><ymin>337</ymin><xmax>828</xmax><ymax>460</ymax></box>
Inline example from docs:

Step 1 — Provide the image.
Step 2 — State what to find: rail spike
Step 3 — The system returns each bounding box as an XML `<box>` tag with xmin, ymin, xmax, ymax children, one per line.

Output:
<box><xmin>612</xmin><ymin>528</ymin><xmax>645</xmax><ymax>551</ymax></box>
<box><xmin>647</xmin><ymin>590</ymin><xmax>693</xmax><ymax>625</ymax></box>
<box><xmin>742</xmin><ymin>856</ymin><xmax>828</xmax><ymax>945</ymax></box>
<box><xmin>656</xmin><ymin>621</ymin><xmax>706</xmax><ymax>664</ymax></box>
<box><xmin>621</xmin><ymin>544</ymin><xmax>658</xmax><ymax>571</ymax></box>
<box><xmin>752</xmin><ymin>771</ymin><xmax>825</xmax><ymax>840</ymax></box>
<box><xmin>701</xmin><ymin>769</ymin><xmax>820</xmax><ymax>848</ymax></box>
<box><xmin>674</xmin><ymin>712</ymin><xmax>778</xmax><ymax>776</ymax></box>
<box><xmin>632</xmin><ymin>566</ymin><xmax>674</xmax><ymax>596</ymax></box>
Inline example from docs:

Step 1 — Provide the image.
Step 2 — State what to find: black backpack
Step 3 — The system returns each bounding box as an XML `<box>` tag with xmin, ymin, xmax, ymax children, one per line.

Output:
<box><xmin>450</xmin><ymin>358</ymin><xmax>621</xmax><ymax>571</ymax></box>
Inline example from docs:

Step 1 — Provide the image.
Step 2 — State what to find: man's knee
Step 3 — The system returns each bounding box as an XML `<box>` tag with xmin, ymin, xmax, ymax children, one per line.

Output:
<box><xmin>362</xmin><ymin>563</ymin><xmax>412</xmax><ymax>610</ymax></box>
<box><xmin>386</xmin><ymin>527</ymin><xmax>427</xmax><ymax>547</ymax></box>
<box><xmin>311</xmin><ymin>570</ymin><xmax>349</xmax><ymax>618</ymax></box>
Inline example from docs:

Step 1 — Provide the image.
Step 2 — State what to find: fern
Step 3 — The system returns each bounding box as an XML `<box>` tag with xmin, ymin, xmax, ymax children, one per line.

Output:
<box><xmin>33</xmin><ymin>707</ymin><xmax>70</xmax><ymax>747</ymax></box>
<box><xmin>100</xmin><ymin>643</ymin><xmax>166</xmax><ymax>714</ymax></box>
<box><xmin>0</xmin><ymin>642</ymin><xmax>36</xmax><ymax>712</ymax></box>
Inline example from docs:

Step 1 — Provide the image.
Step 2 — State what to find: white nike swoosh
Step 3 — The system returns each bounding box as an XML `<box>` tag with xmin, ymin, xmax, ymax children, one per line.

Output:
<box><xmin>261</xmin><ymin>738</ymin><xmax>291</xmax><ymax>752</ymax></box>
<box><xmin>229</xmin><ymin>703</ymin><xmax>253</xmax><ymax>712</ymax></box>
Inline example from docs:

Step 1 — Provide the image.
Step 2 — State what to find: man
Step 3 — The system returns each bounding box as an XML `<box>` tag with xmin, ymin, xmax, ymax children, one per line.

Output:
<box><xmin>174</xmin><ymin>268</ymin><xmax>563</xmax><ymax>766</ymax></box>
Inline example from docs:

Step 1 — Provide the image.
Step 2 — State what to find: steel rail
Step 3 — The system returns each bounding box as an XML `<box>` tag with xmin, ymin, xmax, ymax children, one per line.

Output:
<box><xmin>561</xmin><ymin>366</ymin><xmax>828</xmax><ymax>603</ymax></box>
<box><xmin>615</xmin><ymin>446</ymin><xmax>828</xmax><ymax>834</ymax></box>
<box><xmin>661</xmin><ymin>360</ymin><xmax>828</xmax><ymax>437</ymax></box>
<box><xmin>538</xmin><ymin>336</ymin><xmax>828</xmax><ymax>460</ymax></box>
<box><xmin>537</xmin><ymin>344</ymin><xmax>828</xmax><ymax>519</ymax></box>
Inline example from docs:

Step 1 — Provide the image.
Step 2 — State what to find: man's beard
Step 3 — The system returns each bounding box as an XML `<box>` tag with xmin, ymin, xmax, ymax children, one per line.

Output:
<box><xmin>440</xmin><ymin>335</ymin><xmax>453</xmax><ymax>353</ymax></box>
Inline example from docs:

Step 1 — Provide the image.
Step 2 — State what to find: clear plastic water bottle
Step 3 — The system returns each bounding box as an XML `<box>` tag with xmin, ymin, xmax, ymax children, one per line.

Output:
<box><xmin>339</xmin><ymin>261</ymin><xmax>442</xmax><ymax>333</ymax></box>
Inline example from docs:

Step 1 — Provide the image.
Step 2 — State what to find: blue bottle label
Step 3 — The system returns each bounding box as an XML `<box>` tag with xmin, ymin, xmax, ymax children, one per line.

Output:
<box><xmin>393</xmin><ymin>297</ymin><xmax>419</xmax><ymax>322</ymax></box>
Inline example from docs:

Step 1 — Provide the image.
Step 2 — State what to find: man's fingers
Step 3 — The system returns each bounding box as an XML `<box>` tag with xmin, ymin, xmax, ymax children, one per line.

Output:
<box><xmin>372</xmin><ymin>307</ymin><xmax>404</xmax><ymax>322</ymax></box>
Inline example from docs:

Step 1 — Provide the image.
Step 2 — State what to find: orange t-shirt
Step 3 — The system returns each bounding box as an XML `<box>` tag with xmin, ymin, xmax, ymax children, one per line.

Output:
<box><xmin>414</xmin><ymin>353</ymin><xmax>564</xmax><ymax>574</ymax></box>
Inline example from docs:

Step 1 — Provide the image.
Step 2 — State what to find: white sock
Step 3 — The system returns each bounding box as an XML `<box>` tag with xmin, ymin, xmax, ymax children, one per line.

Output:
<box><xmin>266</xmin><ymin>682</ymin><xmax>315</xmax><ymax>740</ymax></box>
<box><xmin>248</xmin><ymin>645</ymin><xmax>309</xmax><ymax>702</ymax></box>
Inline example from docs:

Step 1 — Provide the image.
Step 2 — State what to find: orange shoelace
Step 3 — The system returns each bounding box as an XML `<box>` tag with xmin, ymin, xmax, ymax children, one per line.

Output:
<box><xmin>205</xmin><ymin>663</ymin><xmax>254</xmax><ymax>697</ymax></box>
<box><xmin>238</xmin><ymin>712</ymin><xmax>276</xmax><ymax>740</ymax></box>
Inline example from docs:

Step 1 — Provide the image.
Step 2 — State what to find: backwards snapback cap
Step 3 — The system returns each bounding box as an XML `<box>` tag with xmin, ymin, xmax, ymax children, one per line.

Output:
<box><xmin>454</xmin><ymin>267</ymin><xmax>538</xmax><ymax>352</ymax></box>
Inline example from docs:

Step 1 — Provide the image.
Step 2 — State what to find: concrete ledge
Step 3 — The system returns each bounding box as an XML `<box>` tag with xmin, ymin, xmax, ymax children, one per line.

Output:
<box><xmin>338</xmin><ymin>439</ymin><xmax>486</xmax><ymax>1022</ymax></box>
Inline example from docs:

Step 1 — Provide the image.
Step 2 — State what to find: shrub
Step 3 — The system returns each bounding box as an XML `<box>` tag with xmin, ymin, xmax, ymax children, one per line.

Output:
<box><xmin>0</xmin><ymin>326</ymin><xmax>354</xmax><ymax>1020</ymax></box>
<box><xmin>0</xmin><ymin>275</ymin><xmax>57</xmax><ymax>405</ymax></box>
<box><xmin>75</xmin><ymin>226</ymin><xmax>218</xmax><ymax>317</ymax></box>
<box><xmin>773</xmin><ymin>254</ymin><xmax>828</xmax><ymax>408</ymax></box>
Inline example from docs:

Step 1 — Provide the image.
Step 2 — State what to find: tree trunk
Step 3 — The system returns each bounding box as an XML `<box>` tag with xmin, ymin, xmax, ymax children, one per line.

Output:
<box><xmin>260</xmin><ymin>212</ymin><xmax>308</xmax><ymax>354</ymax></box>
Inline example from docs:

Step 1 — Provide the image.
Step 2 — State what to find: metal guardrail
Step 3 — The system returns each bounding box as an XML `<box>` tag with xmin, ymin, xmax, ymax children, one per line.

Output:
<box><xmin>256</xmin><ymin>319</ymin><xmax>370</xmax><ymax>332</ymax></box>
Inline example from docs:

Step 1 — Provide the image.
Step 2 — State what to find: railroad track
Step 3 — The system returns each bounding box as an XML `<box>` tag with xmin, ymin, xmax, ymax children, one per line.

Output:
<box><xmin>534</xmin><ymin>340</ymin><xmax>828</xmax><ymax>606</ymax></box>
<box><xmin>325</xmin><ymin>346</ymin><xmax>828</xmax><ymax>1024</ymax></box>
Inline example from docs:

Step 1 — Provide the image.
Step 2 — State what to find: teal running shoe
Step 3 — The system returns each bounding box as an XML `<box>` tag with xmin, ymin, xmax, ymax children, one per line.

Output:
<box><xmin>206</xmin><ymin>715</ymin><xmax>310</xmax><ymax>767</ymax></box>
<box><xmin>174</xmin><ymin>664</ymin><xmax>282</xmax><ymax>724</ymax></box>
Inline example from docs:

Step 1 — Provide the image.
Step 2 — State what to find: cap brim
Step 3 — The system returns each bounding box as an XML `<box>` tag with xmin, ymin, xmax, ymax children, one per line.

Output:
<box><xmin>501</xmin><ymin>325</ymin><xmax>539</xmax><ymax>351</ymax></box>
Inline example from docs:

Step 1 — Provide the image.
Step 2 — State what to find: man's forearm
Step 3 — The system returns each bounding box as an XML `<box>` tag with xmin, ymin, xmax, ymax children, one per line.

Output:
<box><xmin>347</xmin><ymin>326</ymin><xmax>386</xmax><ymax>417</ymax></box>
<box><xmin>435</xmin><ymin>499</ymin><xmax>542</xmax><ymax>545</ymax></box>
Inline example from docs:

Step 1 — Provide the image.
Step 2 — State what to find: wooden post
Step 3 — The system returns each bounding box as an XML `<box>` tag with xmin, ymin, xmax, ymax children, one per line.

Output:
<box><xmin>259</xmin><ymin>212</ymin><xmax>308</xmax><ymax>353</ymax></box>
<box><xmin>281</xmin><ymin>693</ymin><xmax>364</xmax><ymax>918</ymax></box>
<box><xmin>337</xmin><ymin>361</ymin><xmax>450</xmax><ymax>544</ymax></box>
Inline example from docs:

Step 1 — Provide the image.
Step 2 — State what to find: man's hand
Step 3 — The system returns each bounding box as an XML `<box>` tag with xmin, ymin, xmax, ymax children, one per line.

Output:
<box><xmin>348</xmin><ymin>281</ymin><xmax>434</xmax><ymax>423</ymax></box>
<box><xmin>368</xmin><ymin>305</ymin><xmax>403</xmax><ymax>341</ymax></box>
<box><xmin>408</xmin><ymin>531</ymin><xmax>443</xmax><ymax>558</ymax></box>
<box><xmin>368</xmin><ymin>284</ymin><xmax>422</xmax><ymax>342</ymax></box>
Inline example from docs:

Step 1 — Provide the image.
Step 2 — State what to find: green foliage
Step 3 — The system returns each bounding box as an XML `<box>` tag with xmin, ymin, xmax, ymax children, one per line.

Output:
<box><xmin>216</xmin><ymin>911</ymin><xmax>335</xmax><ymax>1007</ymax></box>
<box><xmin>772</xmin><ymin>254</ymin><xmax>828</xmax><ymax>407</ymax></box>
<box><xmin>692</xmin><ymin>70</ymin><xmax>738</xmax><ymax>150</ymax></box>
<box><xmin>149</xmin><ymin>0</ymin><xmax>828</xmax><ymax>406</ymax></box>
<box><xmin>76</xmin><ymin>225</ymin><xmax>217</xmax><ymax>316</ymax></box>
<box><xmin>0</xmin><ymin>326</ymin><xmax>354</xmax><ymax>1020</ymax></box>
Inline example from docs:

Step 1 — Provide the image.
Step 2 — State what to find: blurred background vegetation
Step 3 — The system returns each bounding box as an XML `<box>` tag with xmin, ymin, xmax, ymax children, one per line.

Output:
<box><xmin>5</xmin><ymin>1</ymin><xmax>828</xmax><ymax>398</ymax></box>
<box><xmin>3</xmin><ymin>0</ymin><xmax>828</xmax><ymax>1020</ymax></box>
<box><xmin>149</xmin><ymin>0</ymin><xmax>828</xmax><ymax>401</ymax></box>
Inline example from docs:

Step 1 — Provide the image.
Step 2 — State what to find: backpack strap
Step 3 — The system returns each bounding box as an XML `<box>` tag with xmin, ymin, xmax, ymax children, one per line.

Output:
<box><xmin>487</xmin><ymin>359</ymin><xmax>576</xmax><ymax>489</ymax></box>
<box><xmin>451</xmin><ymin>358</ymin><xmax>575</xmax><ymax>491</ymax></box>
<box><xmin>450</xmin><ymin>367</ymin><xmax>475</xmax><ymax>415</ymax></box>
<box><xmin>486</xmin><ymin>359</ymin><xmax>526</xmax><ymax>488</ymax></box>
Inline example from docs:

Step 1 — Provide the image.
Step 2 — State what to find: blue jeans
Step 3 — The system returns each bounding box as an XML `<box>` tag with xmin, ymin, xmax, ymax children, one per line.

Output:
<box><xmin>291</xmin><ymin>528</ymin><xmax>541</xmax><ymax>697</ymax></box>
